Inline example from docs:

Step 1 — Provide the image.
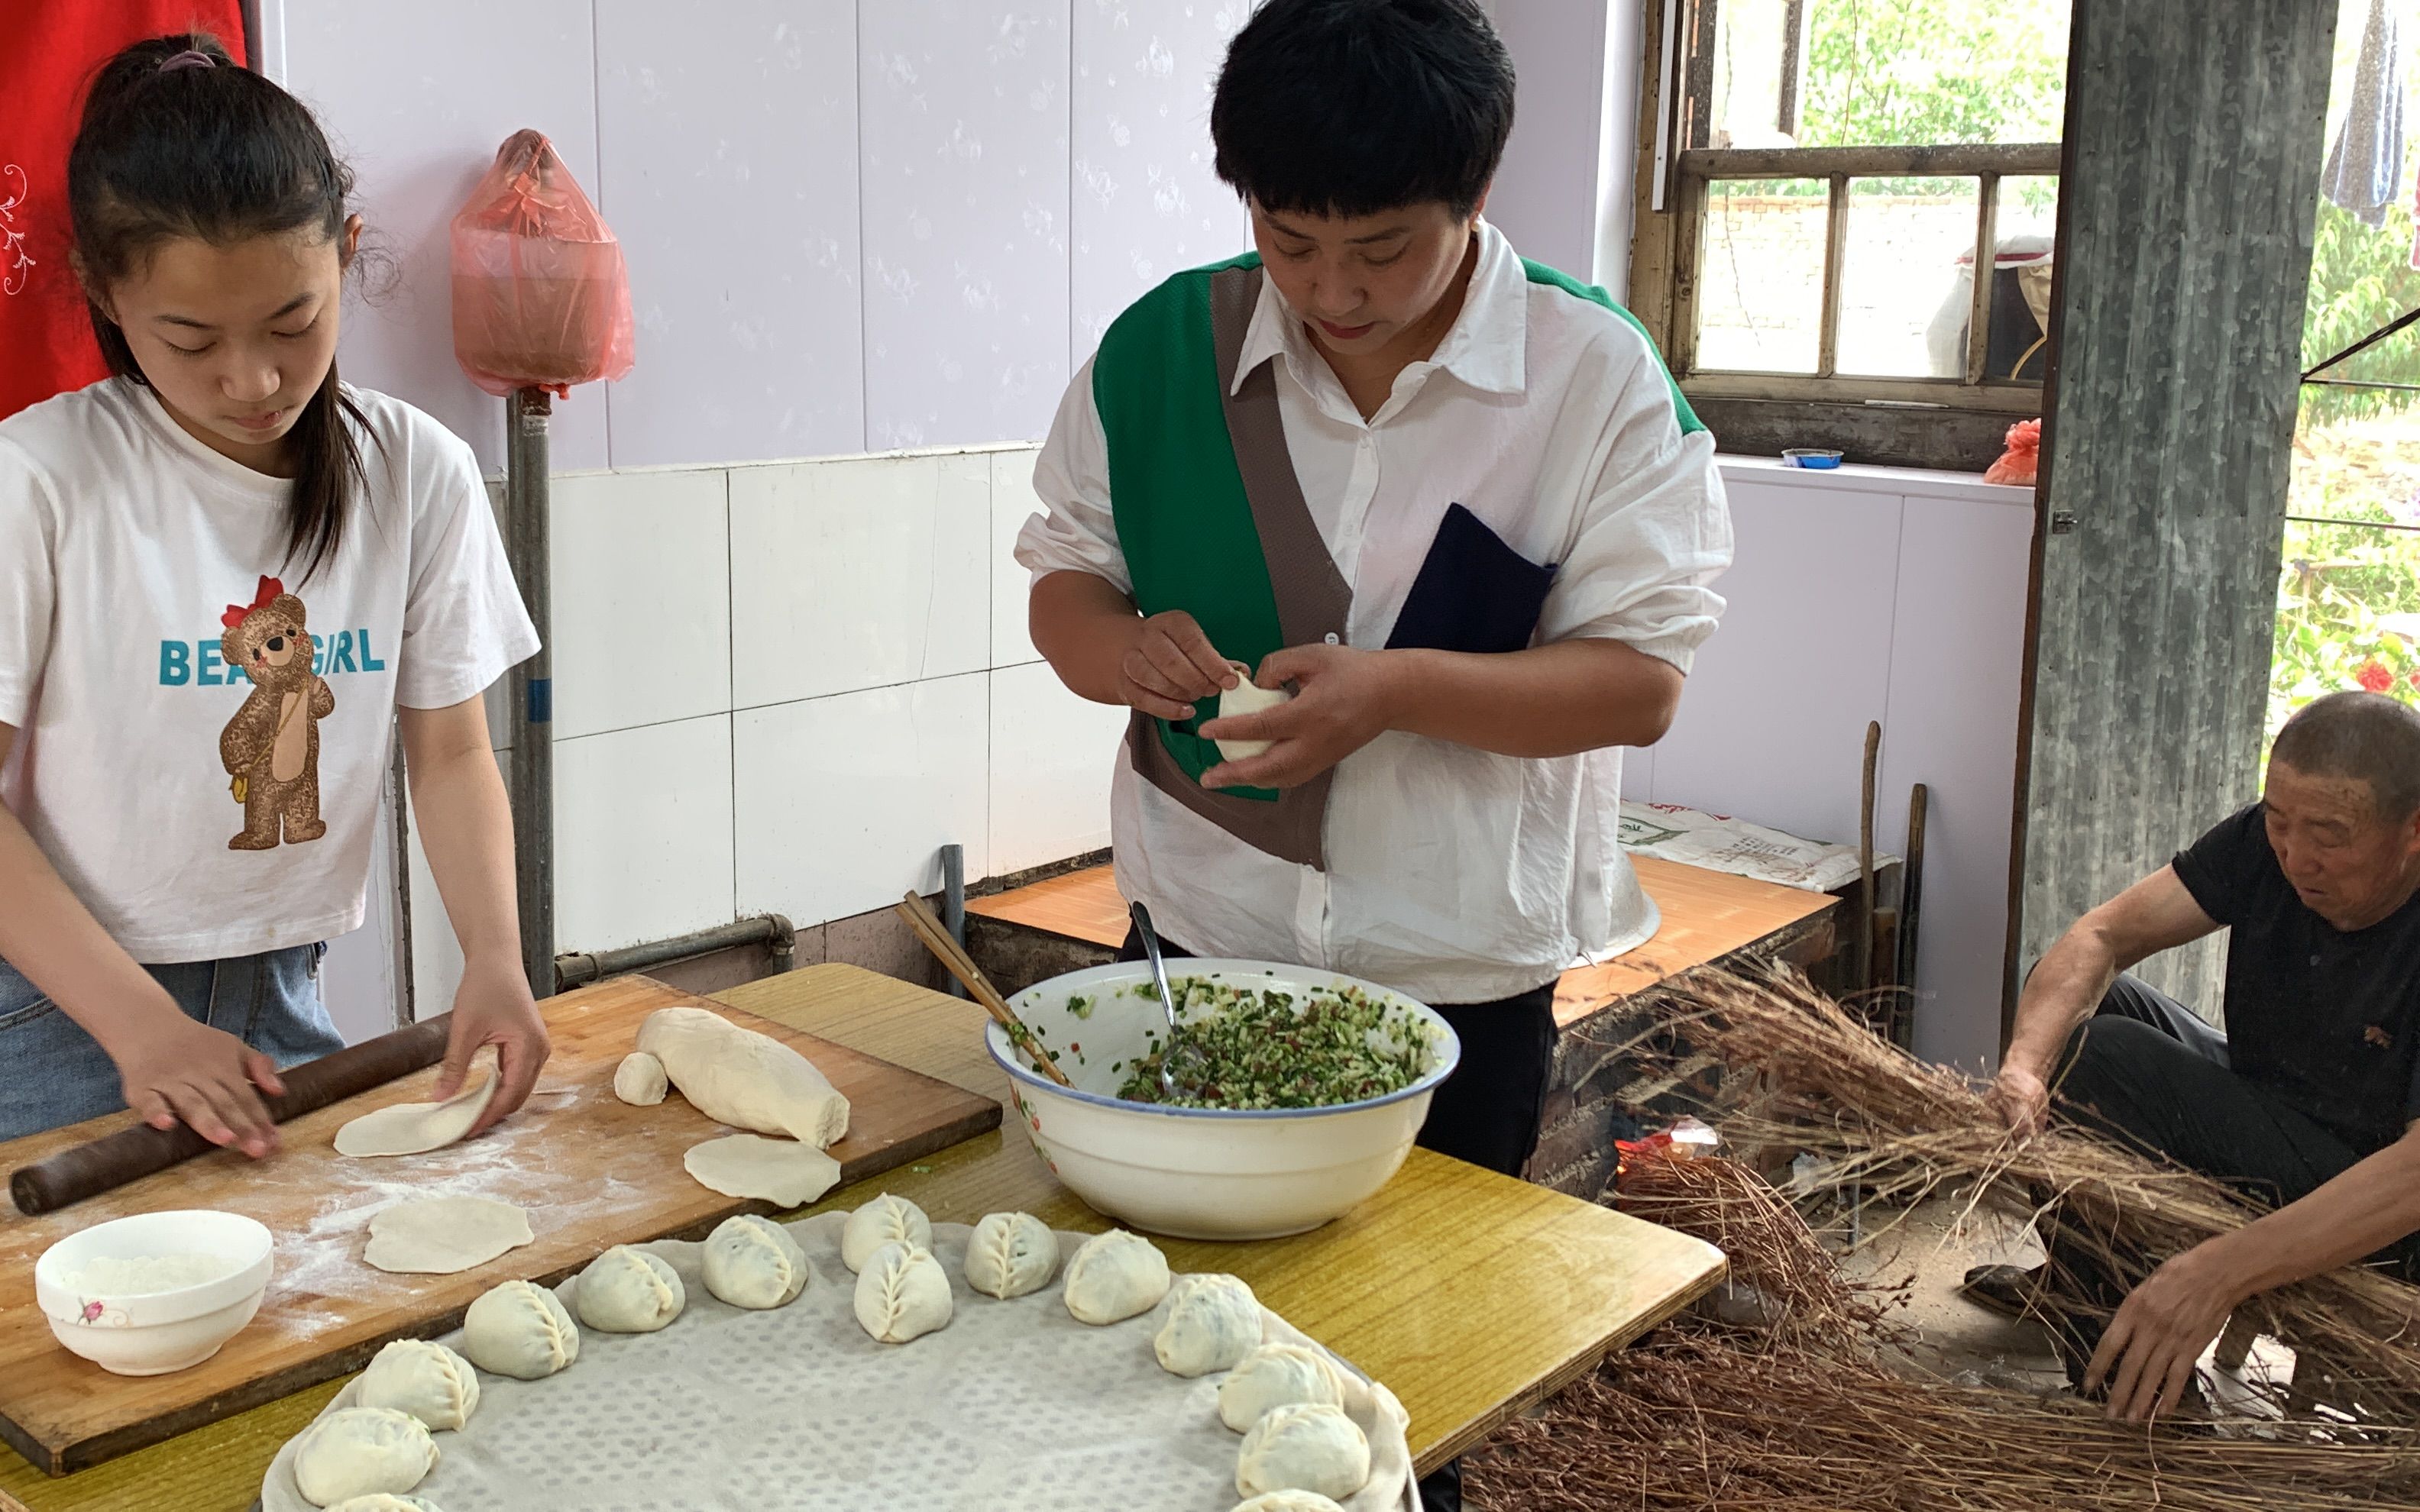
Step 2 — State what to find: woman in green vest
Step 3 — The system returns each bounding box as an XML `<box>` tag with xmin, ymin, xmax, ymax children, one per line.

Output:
<box><xmin>1018</xmin><ymin>11</ymin><xmax>1730</xmax><ymax>1497</ymax></box>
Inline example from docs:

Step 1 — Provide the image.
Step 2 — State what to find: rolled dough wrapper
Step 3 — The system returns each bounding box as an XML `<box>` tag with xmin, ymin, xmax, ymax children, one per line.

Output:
<box><xmin>1215</xmin><ymin>661</ymin><xmax>1291</xmax><ymax>762</ymax></box>
<box><xmin>334</xmin><ymin>1075</ymin><xmax>497</xmax><ymax>1158</ymax></box>
<box><xmin>363</xmin><ymin>1197</ymin><xmax>533</xmax><ymax>1276</ymax></box>
<box><xmin>612</xmin><ymin>1052</ymin><xmax>668</xmax><ymax>1107</ymax></box>
<box><xmin>636</xmin><ymin>1006</ymin><xmax>850</xmax><ymax>1149</ymax></box>
<box><xmin>684</xmin><ymin>1133</ymin><xmax>843</xmax><ymax>1208</ymax></box>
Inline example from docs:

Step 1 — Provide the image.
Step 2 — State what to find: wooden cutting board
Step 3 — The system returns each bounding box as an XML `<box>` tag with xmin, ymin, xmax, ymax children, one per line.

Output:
<box><xmin>0</xmin><ymin>975</ymin><xmax>1001</xmax><ymax>1477</ymax></box>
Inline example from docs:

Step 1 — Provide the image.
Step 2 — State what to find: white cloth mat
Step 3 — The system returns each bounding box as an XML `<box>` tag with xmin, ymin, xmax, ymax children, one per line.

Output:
<box><xmin>261</xmin><ymin>1213</ymin><xmax>1416</xmax><ymax>1511</ymax></box>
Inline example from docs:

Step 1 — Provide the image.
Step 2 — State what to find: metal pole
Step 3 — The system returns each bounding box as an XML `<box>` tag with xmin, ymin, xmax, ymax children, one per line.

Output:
<box><xmin>505</xmin><ymin>388</ymin><xmax>555</xmax><ymax>1000</ymax></box>
<box><xmin>940</xmin><ymin>844</ymin><xmax>967</xmax><ymax>999</ymax></box>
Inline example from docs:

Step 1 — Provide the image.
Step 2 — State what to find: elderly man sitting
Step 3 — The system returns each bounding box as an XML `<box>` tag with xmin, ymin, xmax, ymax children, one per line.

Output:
<box><xmin>1979</xmin><ymin>690</ymin><xmax>2420</xmax><ymax>1420</ymax></box>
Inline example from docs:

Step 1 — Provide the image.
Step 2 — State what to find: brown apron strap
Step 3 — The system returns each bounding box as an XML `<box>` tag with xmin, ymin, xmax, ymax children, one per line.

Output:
<box><xmin>1125</xmin><ymin>264</ymin><xmax>1353</xmax><ymax>870</ymax></box>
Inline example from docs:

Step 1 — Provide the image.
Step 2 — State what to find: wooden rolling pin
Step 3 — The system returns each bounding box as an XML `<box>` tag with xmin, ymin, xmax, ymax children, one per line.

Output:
<box><xmin>8</xmin><ymin>1013</ymin><xmax>455</xmax><ymax>1216</ymax></box>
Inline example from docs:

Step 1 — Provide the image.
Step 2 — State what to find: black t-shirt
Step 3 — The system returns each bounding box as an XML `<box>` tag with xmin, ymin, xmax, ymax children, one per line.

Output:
<box><xmin>2172</xmin><ymin>803</ymin><xmax>2420</xmax><ymax>1155</ymax></box>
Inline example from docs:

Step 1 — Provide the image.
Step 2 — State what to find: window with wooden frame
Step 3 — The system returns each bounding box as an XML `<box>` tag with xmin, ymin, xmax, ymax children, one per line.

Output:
<box><xmin>1624</xmin><ymin>0</ymin><xmax>2071</xmax><ymax>471</ymax></box>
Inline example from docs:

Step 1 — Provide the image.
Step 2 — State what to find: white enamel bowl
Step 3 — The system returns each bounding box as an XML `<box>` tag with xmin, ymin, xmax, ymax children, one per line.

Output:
<box><xmin>986</xmin><ymin>960</ymin><xmax>1461</xmax><ymax>1241</ymax></box>
<box><xmin>34</xmin><ymin>1210</ymin><xmax>274</xmax><ymax>1375</ymax></box>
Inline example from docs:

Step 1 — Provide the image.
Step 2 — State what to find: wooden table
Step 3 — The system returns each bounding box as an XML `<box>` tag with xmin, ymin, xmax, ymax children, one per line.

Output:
<box><xmin>0</xmin><ymin>964</ymin><xmax>1726</xmax><ymax>1512</ymax></box>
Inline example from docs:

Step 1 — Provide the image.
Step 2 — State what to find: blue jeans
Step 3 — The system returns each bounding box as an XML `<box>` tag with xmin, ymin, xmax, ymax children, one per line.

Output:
<box><xmin>0</xmin><ymin>945</ymin><xmax>346</xmax><ymax>1142</ymax></box>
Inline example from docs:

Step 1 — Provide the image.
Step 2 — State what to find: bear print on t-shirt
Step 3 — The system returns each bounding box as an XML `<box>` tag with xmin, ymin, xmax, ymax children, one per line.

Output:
<box><xmin>216</xmin><ymin>576</ymin><xmax>334</xmax><ymax>851</ymax></box>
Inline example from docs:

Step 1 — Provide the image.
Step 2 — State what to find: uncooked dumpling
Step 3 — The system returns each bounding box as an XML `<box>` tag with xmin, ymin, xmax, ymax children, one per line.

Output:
<box><xmin>356</xmin><ymin>1339</ymin><xmax>480</xmax><ymax>1431</ymax></box>
<box><xmin>635</xmin><ymin>1006</ymin><xmax>850</xmax><ymax>1148</ymax></box>
<box><xmin>328</xmin><ymin>1496</ymin><xmax>445</xmax><ymax>1512</ymax></box>
<box><xmin>613</xmin><ymin>1051</ymin><xmax>667</xmax><ymax>1106</ymax></box>
<box><xmin>842</xmin><ymin>1193</ymin><xmax>932</xmax><ymax>1273</ymax></box>
<box><xmin>293</xmin><ymin>1407</ymin><xmax>438</xmax><ymax>1507</ymax></box>
<box><xmin>964</xmin><ymin>1211</ymin><xmax>1058</xmax><ymax>1300</ymax></box>
<box><xmin>852</xmin><ymin>1240</ymin><xmax>953</xmax><ymax>1344</ymax></box>
<box><xmin>702</xmin><ymin>1214</ymin><xmax>809</xmax><ymax>1309</ymax></box>
<box><xmin>1215</xmin><ymin>661</ymin><xmax>1292</xmax><ymax>761</ymax></box>
<box><xmin>1219</xmin><ymin>1342</ymin><xmax>1347</xmax><ymax>1433</ymax></box>
<box><xmin>1230</xmin><ymin>1494</ymin><xmax>1348</xmax><ymax>1512</ymax></box>
<box><xmin>1235</xmin><ymin>1401</ymin><xmax>1370</xmax><ymax>1501</ymax></box>
<box><xmin>682</xmin><ymin>1133</ymin><xmax>843</xmax><ymax>1207</ymax></box>
<box><xmin>460</xmin><ymin>1279</ymin><xmax>580</xmax><ymax>1380</ymax></box>
<box><xmin>1156</xmin><ymin>1273</ymin><xmax>1263</xmax><ymax>1377</ymax></box>
<box><xmin>333</xmin><ymin>1075</ymin><xmax>496</xmax><ymax>1158</ymax></box>
<box><xmin>1063</xmin><ymin>1228</ymin><xmax>1171</xmax><ymax>1325</ymax></box>
<box><xmin>574</xmin><ymin>1245</ymin><xmax>685</xmax><ymax>1333</ymax></box>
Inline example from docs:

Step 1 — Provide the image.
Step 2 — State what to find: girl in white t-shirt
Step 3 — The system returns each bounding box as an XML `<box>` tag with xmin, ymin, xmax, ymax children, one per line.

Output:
<box><xmin>0</xmin><ymin>34</ymin><xmax>549</xmax><ymax>1149</ymax></box>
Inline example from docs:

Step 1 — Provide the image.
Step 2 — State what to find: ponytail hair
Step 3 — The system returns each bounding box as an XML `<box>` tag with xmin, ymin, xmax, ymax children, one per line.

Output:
<box><xmin>68</xmin><ymin>32</ymin><xmax>365</xmax><ymax>584</ymax></box>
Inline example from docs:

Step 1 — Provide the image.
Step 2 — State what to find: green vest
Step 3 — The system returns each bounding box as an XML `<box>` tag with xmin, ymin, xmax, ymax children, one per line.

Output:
<box><xmin>1092</xmin><ymin>250</ymin><xmax>1700</xmax><ymax>862</ymax></box>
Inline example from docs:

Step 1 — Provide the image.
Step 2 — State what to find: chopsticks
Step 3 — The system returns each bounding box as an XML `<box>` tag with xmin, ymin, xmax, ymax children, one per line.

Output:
<box><xmin>895</xmin><ymin>891</ymin><xmax>1076</xmax><ymax>1088</ymax></box>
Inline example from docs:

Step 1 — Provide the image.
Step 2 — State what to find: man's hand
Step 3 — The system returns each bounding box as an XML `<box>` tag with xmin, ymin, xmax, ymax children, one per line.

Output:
<box><xmin>437</xmin><ymin>954</ymin><xmax>552</xmax><ymax>1136</ymax></box>
<box><xmin>115</xmin><ymin>1009</ymin><xmax>287</xmax><ymax>1158</ymax></box>
<box><xmin>1115</xmin><ymin>610</ymin><xmax>1238</xmax><ymax>722</ymax></box>
<box><xmin>1987</xmin><ymin>1061</ymin><xmax>2053</xmax><ymax>1138</ymax></box>
<box><xmin>1198</xmin><ymin>644</ymin><xmax>1399</xmax><ymax>790</ymax></box>
<box><xmin>2085</xmin><ymin>1242</ymin><xmax>2240</xmax><ymax>1421</ymax></box>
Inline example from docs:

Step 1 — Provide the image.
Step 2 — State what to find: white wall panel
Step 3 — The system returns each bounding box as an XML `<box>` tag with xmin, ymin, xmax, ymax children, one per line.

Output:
<box><xmin>990</xmin><ymin>661</ymin><xmax>1125</xmax><ymax>873</ymax></box>
<box><xmin>594</xmin><ymin>0</ymin><xmax>864</xmax><ymax>467</ymax></box>
<box><xmin>728</xmin><ymin>453</ymin><xmax>992</xmax><ymax>708</ymax></box>
<box><xmin>991</xmin><ymin>446</ymin><xmax>1046</xmax><ymax>667</ymax></box>
<box><xmin>1068</xmin><ymin>0</ymin><xmax>1251</xmax><ymax>362</ymax></box>
<box><xmin>548</xmin><ymin>469</ymin><xmax>732</xmax><ymax>740</ymax></box>
<box><xmin>284</xmin><ymin>0</ymin><xmax>610</xmax><ymax>473</ymax></box>
<box><xmin>1650</xmin><ymin>477</ymin><xmax>1904</xmax><ymax>852</ymax></box>
<box><xmin>733</xmin><ymin>674</ymin><xmax>990</xmax><ymax>925</ymax></box>
<box><xmin>859</xmin><ymin>2</ymin><xmax>1072</xmax><ymax>449</ymax></box>
<box><xmin>1884</xmin><ymin>499</ymin><xmax>2036</xmax><ymax>1072</ymax></box>
<box><xmin>555</xmin><ymin>715</ymin><xmax>738</xmax><ymax>951</ymax></box>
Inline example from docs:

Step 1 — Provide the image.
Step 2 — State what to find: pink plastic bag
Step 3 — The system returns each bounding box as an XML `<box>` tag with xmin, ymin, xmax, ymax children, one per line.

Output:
<box><xmin>450</xmin><ymin>130</ymin><xmax>633</xmax><ymax>397</ymax></box>
<box><xmin>1982</xmin><ymin>418</ymin><xmax>2041</xmax><ymax>486</ymax></box>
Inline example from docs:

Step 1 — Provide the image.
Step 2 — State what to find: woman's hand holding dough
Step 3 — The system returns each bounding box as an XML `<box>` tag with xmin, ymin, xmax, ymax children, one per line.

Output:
<box><xmin>1117</xmin><ymin>610</ymin><xmax>1240</xmax><ymax>721</ymax></box>
<box><xmin>1199</xmin><ymin>644</ymin><xmax>1399</xmax><ymax>792</ymax></box>
<box><xmin>114</xmin><ymin>1008</ymin><xmax>286</xmax><ymax>1158</ymax></box>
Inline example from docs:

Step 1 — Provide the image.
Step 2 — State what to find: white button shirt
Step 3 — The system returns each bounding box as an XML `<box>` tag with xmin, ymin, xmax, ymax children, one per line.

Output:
<box><xmin>1017</xmin><ymin>223</ymin><xmax>1732</xmax><ymax>1003</ymax></box>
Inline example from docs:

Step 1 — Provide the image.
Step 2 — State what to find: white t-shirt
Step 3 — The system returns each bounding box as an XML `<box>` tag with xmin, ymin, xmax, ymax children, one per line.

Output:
<box><xmin>0</xmin><ymin>379</ymin><xmax>538</xmax><ymax>963</ymax></box>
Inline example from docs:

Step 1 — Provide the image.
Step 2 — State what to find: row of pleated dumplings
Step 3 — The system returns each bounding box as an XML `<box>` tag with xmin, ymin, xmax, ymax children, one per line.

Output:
<box><xmin>283</xmin><ymin>1194</ymin><xmax>1376</xmax><ymax>1510</ymax></box>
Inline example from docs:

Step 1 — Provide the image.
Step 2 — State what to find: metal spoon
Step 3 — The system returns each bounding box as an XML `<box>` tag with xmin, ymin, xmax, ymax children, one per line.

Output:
<box><xmin>1129</xmin><ymin>900</ymin><xmax>1184</xmax><ymax>1099</ymax></box>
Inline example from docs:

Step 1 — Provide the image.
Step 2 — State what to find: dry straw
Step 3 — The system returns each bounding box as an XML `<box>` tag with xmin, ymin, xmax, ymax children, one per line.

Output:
<box><xmin>1464</xmin><ymin>965</ymin><xmax>2420</xmax><ymax>1511</ymax></box>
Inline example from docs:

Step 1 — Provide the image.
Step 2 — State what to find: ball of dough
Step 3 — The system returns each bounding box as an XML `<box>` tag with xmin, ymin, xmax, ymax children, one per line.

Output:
<box><xmin>574</xmin><ymin>1245</ymin><xmax>685</xmax><ymax>1333</ymax></box>
<box><xmin>613</xmin><ymin>1051</ymin><xmax>668</xmax><ymax>1106</ymax></box>
<box><xmin>1235</xmin><ymin>1401</ymin><xmax>1370</xmax><ymax>1501</ymax></box>
<box><xmin>964</xmin><ymin>1211</ymin><xmax>1059</xmax><ymax>1300</ymax></box>
<box><xmin>702</xmin><ymin>1213</ymin><xmax>810</xmax><ymax>1309</ymax></box>
<box><xmin>293</xmin><ymin>1407</ymin><xmax>438</xmax><ymax>1508</ymax></box>
<box><xmin>1156</xmin><ymin>1273</ymin><xmax>1263</xmax><ymax>1378</ymax></box>
<box><xmin>460</xmin><ymin>1279</ymin><xmax>580</xmax><ymax>1380</ymax></box>
<box><xmin>1231</xmin><ymin>1494</ymin><xmax>1348</xmax><ymax>1512</ymax></box>
<box><xmin>1218</xmin><ymin>1343</ymin><xmax>1348</xmax><ymax>1433</ymax></box>
<box><xmin>356</xmin><ymin>1339</ymin><xmax>480</xmax><ymax>1432</ymax></box>
<box><xmin>852</xmin><ymin>1240</ymin><xmax>953</xmax><ymax>1345</ymax></box>
<box><xmin>1063</xmin><ymin>1228</ymin><xmax>1171</xmax><ymax>1326</ymax></box>
<box><xmin>328</xmin><ymin>1498</ymin><xmax>445</xmax><ymax>1512</ymax></box>
<box><xmin>841</xmin><ymin>1193</ymin><xmax>932</xmax><ymax>1273</ymax></box>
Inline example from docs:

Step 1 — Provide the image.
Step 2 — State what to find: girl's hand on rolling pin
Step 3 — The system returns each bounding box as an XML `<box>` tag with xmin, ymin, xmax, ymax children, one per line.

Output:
<box><xmin>1117</xmin><ymin>610</ymin><xmax>1239</xmax><ymax>722</ymax></box>
<box><xmin>117</xmin><ymin>1012</ymin><xmax>286</xmax><ymax>1158</ymax></box>
<box><xmin>438</xmin><ymin>952</ymin><xmax>552</xmax><ymax>1136</ymax></box>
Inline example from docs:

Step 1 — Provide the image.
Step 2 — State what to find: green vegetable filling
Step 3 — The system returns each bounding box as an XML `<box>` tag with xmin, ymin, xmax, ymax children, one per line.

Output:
<box><xmin>1114</xmin><ymin>977</ymin><xmax>1434</xmax><ymax>1110</ymax></box>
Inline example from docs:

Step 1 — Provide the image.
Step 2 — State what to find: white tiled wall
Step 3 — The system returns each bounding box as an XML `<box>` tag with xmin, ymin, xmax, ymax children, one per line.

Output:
<box><xmin>401</xmin><ymin>445</ymin><xmax>1115</xmax><ymax>1000</ymax></box>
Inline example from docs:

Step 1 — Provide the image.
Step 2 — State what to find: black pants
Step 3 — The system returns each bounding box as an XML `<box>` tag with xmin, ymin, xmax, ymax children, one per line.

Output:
<box><xmin>1115</xmin><ymin>929</ymin><xmax>1558</xmax><ymax>1510</ymax></box>
<box><xmin>2042</xmin><ymin>975</ymin><xmax>2418</xmax><ymax>1371</ymax></box>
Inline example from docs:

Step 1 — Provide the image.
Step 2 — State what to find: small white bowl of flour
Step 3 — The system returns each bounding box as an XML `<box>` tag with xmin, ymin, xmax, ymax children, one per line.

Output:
<box><xmin>34</xmin><ymin>1210</ymin><xmax>275</xmax><ymax>1375</ymax></box>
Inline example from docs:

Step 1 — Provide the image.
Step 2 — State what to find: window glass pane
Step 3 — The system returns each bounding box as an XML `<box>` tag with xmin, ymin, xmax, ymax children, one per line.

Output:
<box><xmin>1837</xmin><ymin>177</ymin><xmax>1979</xmax><ymax>378</ymax></box>
<box><xmin>1694</xmin><ymin>179</ymin><xmax>1825</xmax><ymax>374</ymax></box>
<box><xmin>1713</xmin><ymin>0</ymin><xmax>2069</xmax><ymax>150</ymax></box>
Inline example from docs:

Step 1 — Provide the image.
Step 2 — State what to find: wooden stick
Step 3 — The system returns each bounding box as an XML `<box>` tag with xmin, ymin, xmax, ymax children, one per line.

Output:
<box><xmin>895</xmin><ymin>893</ymin><xmax>1075</xmax><ymax>1088</ymax></box>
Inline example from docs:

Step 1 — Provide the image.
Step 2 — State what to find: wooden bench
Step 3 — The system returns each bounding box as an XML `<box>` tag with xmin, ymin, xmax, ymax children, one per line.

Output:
<box><xmin>966</xmin><ymin>857</ymin><xmax>1838</xmax><ymax>1198</ymax></box>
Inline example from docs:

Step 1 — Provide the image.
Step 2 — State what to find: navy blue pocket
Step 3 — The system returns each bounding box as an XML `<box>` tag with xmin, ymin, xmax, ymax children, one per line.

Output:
<box><xmin>1383</xmin><ymin>503</ymin><xmax>1558</xmax><ymax>654</ymax></box>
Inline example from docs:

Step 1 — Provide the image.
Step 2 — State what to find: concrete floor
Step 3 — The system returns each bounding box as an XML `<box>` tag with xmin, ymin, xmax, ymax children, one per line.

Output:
<box><xmin>1829</xmin><ymin>1194</ymin><xmax>2072</xmax><ymax>1392</ymax></box>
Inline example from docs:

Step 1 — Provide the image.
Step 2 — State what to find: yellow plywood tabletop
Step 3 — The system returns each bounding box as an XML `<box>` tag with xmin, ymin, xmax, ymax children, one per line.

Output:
<box><xmin>0</xmin><ymin>964</ymin><xmax>1724</xmax><ymax>1512</ymax></box>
